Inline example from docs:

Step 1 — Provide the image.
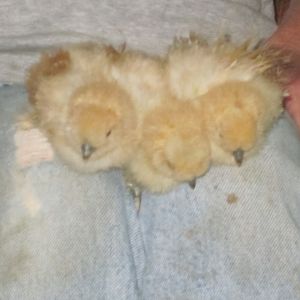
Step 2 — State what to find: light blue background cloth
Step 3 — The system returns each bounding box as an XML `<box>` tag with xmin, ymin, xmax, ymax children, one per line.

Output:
<box><xmin>0</xmin><ymin>86</ymin><xmax>145</xmax><ymax>299</ymax></box>
<box><xmin>1</xmin><ymin>84</ymin><xmax>300</xmax><ymax>299</ymax></box>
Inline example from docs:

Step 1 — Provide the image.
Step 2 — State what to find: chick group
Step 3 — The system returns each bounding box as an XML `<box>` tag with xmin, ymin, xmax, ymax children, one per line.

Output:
<box><xmin>25</xmin><ymin>35</ymin><xmax>283</xmax><ymax>204</ymax></box>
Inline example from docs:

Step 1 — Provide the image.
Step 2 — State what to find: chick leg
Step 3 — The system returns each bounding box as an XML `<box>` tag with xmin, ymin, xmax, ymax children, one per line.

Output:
<box><xmin>131</xmin><ymin>184</ymin><xmax>142</xmax><ymax>213</ymax></box>
<box><xmin>123</xmin><ymin>172</ymin><xmax>143</xmax><ymax>213</ymax></box>
<box><xmin>127</xmin><ymin>181</ymin><xmax>142</xmax><ymax>213</ymax></box>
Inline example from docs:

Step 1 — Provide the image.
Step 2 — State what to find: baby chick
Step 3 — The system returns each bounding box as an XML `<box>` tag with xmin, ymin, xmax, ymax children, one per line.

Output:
<box><xmin>125</xmin><ymin>100</ymin><xmax>211</xmax><ymax>194</ymax></box>
<box><xmin>26</xmin><ymin>44</ymin><xmax>137</xmax><ymax>172</ymax></box>
<box><xmin>200</xmin><ymin>77</ymin><xmax>283</xmax><ymax>165</ymax></box>
<box><xmin>108</xmin><ymin>49</ymin><xmax>178</xmax><ymax>207</ymax></box>
<box><xmin>166</xmin><ymin>34</ymin><xmax>283</xmax><ymax>165</ymax></box>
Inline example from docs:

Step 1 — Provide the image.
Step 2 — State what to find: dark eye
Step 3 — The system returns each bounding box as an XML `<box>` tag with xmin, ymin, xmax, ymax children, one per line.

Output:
<box><xmin>106</xmin><ymin>130</ymin><xmax>112</xmax><ymax>137</ymax></box>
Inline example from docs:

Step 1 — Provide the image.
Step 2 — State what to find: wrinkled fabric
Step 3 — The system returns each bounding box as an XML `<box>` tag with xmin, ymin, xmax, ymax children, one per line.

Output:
<box><xmin>1</xmin><ymin>86</ymin><xmax>300</xmax><ymax>300</ymax></box>
<box><xmin>0</xmin><ymin>86</ymin><xmax>145</xmax><ymax>300</ymax></box>
<box><xmin>1</xmin><ymin>0</ymin><xmax>300</xmax><ymax>299</ymax></box>
<box><xmin>0</xmin><ymin>0</ymin><xmax>275</xmax><ymax>83</ymax></box>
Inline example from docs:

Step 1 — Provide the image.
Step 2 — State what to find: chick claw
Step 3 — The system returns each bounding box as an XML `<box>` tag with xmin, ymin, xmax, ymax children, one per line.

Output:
<box><xmin>127</xmin><ymin>182</ymin><xmax>142</xmax><ymax>213</ymax></box>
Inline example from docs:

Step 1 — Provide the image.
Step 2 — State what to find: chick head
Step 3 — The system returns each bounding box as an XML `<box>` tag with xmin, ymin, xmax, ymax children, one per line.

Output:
<box><xmin>142</xmin><ymin>102</ymin><xmax>211</xmax><ymax>182</ymax></box>
<box><xmin>68</xmin><ymin>81</ymin><xmax>136</xmax><ymax>165</ymax></box>
<box><xmin>203</xmin><ymin>81</ymin><xmax>265</xmax><ymax>165</ymax></box>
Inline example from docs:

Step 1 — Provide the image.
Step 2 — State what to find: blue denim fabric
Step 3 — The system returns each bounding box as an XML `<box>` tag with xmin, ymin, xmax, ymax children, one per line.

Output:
<box><xmin>1</xmin><ymin>86</ymin><xmax>300</xmax><ymax>299</ymax></box>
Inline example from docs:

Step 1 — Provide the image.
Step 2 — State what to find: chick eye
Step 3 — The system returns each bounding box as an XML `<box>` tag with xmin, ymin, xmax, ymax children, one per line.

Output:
<box><xmin>106</xmin><ymin>130</ymin><xmax>112</xmax><ymax>137</ymax></box>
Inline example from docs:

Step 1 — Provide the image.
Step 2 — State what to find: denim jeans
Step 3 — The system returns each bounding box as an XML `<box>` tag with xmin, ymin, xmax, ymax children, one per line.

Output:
<box><xmin>1</xmin><ymin>85</ymin><xmax>300</xmax><ymax>299</ymax></box>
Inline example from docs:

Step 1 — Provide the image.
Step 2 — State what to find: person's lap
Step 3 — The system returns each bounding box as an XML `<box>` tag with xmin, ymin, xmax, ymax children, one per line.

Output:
<box><xmin>1</xmin><ymin>84</ymin><xmax>300</xmax><ymax>299</ymax></box>
<box><xmin>0</xmin><ymin>85</ymin><xmax>144</xmax><ymax>299</ymax></box>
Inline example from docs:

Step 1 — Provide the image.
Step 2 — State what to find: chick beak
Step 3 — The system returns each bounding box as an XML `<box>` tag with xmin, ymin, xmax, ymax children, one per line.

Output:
<box><xmin>232</xmin><ymin>148</ymin><xmax>244</xmax><ymax>166</ymax></box>
<box><xmin>81</xmin><ymin>143</ymin><xmax>95</xmax><ymax>160</ymax></box>
<box><xmin>188</xmin><ymin>178</ymin><xmax>197</xmax><ymax>189</ymax></box>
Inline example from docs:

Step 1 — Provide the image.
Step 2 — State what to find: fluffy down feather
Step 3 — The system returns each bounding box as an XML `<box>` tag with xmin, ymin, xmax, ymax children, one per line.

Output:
<box><xmin>109</xmin><ymin>49</ymin><xmax>168</xmax><ymax>128</ymax></box>
<box><xmin>125</xmin><ymin>100</ymin><xmax>211</xmax><ymax>193</ymax></box>
<box><xmin>166</xmin><ymin>35</ymin><xmax>276</xmax><ymax>101</ymax></box>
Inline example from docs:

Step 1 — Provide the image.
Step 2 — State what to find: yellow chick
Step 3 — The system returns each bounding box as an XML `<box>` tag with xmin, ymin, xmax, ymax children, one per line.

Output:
<box><xmin>200</xmin><ymin>77</ymin><xmax>283</xmax><ymax>165</ymax></box>
<box><xmin>166</xmin><ymin>34</ymin><xmax>283</xmax><ymax>165</ymax></box>
<box><xmin>125</xmin><ymin>100</ymin><xmax>211</xmax><ymax>195</ymax></box>
<box><xmin>26</xmin><ymin>44</ymin><xmax>137</xmax><ymax>172</ymax></box>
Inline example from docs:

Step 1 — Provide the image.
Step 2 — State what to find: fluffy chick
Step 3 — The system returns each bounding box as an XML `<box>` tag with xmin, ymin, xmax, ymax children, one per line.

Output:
<box><xmin>26</xmin><ymin>44</ymin><xmax>137</xmax><ymax>172</ymax></box>
<box><xmin>126</xmin><ymin>100</ymin><xmax>211</xmax><ymax>194</ymax></box>
<box><xmin>200</xmin><ymin>77</ymin><xmax>283</xmax><ymax>165</ymax></box>
<box><xmin>166</xmin><ymin>34</ymin><xmax>283</xmax><ymax>165</ymax></box>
